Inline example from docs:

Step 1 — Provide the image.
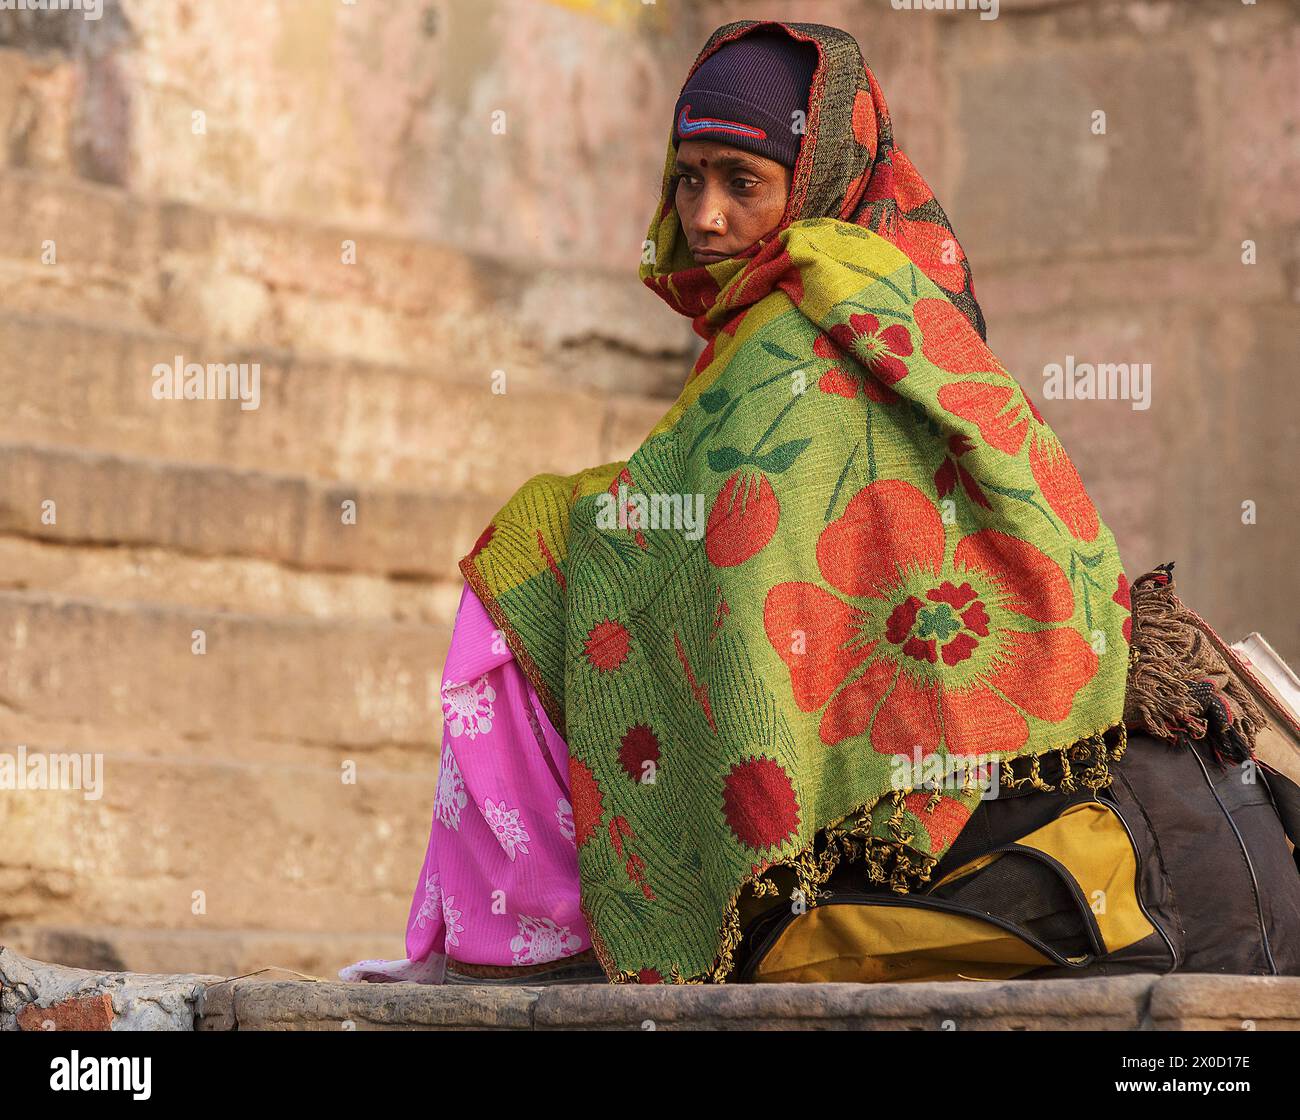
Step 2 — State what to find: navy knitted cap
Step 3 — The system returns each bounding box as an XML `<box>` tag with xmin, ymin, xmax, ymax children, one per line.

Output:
<box><xmin>673</xmin><ymin>29</ymin><xmax>818</xmax><ymax>168</ymax></box>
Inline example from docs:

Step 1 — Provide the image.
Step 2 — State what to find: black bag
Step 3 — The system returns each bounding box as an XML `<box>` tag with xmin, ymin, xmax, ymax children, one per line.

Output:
<box><xmin>736</xmin><ymin>731</ymin><xmax>1300</xmax><ymax>983</ymax></box>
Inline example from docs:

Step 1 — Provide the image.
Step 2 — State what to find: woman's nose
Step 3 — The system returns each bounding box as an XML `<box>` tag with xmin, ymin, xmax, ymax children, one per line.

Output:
<box><xmin>690</xmin><ymin>191</ymin><xmax>726</xmax><ymax>235</ymax></box>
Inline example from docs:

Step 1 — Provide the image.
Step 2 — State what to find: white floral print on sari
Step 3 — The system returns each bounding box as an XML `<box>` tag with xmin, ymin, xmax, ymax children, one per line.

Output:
<box><xmin>480</xmin><ymin>797</ymin><xmax>531</xmax><ymax>860</ymax></box>
<box><xmin>433</xmin><ymin>747</ymin><xmax>467</xmax><ymax>831</ymax></box>
<box><xmin>339</xmin><ymin>582</ymin><xmax>593</xmax><ymax>984</ymax></box>
<box><xmin>510</xmin><ymin>915</ymin><xmax>582</xmax><ymax>966</ymax></box>
<box><xmin>442</xmin><ymin>893</ymin><xmax>465</xmax><ymax>949</ymax></box>
<box><xmin>555</xmin><ymin>797</ymin><xmax>576</xmax><ymax>845</ymax></box>
<box><xmin>441</xmin><ymin>674</ymin><xmax>496</xmax><ymax>740</ymax></box>
<box><xmin>413</xmin><ymin>870</ymin><xmax>441</xmax><ymax>931</ymax></box>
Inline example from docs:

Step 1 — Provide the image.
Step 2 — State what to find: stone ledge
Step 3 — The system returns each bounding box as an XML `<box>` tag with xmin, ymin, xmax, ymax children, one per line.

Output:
<box><xmin>6</xmin><ymin>948</ymin><xmax>1300</xmax><ymax>1030</ymax></box>
<box><xmin>194</xmin><ymin>974</ymin><xmax>1300</xmax><ymax>1031</ymax></box>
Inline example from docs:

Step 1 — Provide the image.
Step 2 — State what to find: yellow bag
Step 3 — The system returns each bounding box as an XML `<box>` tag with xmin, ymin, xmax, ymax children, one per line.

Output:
<box><xmin>743</xmin><ymin>799</ymin><xmax>1153</xmax><ymax>984</ymax></box>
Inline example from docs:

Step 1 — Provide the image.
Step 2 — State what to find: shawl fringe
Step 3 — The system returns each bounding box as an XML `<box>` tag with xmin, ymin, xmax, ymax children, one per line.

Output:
<box><xmin>1123</xmin><ymin>561</ymin><xmax>1266</xmax><ymax>764</ymax></box>
<box><xmin>608</xmin><ymin>721</ymin><xmax>1129</xmax><ymax>984</ymax></box>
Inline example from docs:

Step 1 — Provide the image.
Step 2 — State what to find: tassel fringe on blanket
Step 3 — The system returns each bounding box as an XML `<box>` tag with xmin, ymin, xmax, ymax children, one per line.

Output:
<box><xmin>1124</xmin><ymin>561</ymin><xmax>1266</xmax><ymax>765</ymax></box>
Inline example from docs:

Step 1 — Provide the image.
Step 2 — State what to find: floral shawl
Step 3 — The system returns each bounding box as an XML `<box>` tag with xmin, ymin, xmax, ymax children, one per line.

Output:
<box><xmin>460</xmin><ymin>19</ymin><xmax>1132</xmax><ymax>983</ymax></box>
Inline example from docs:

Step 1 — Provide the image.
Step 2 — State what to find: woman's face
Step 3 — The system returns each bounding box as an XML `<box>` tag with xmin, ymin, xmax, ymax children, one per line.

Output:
<box><xmin>674</xmin><ymin>139</ymin><xmax>792</xmax><ymax>265</ymax></box>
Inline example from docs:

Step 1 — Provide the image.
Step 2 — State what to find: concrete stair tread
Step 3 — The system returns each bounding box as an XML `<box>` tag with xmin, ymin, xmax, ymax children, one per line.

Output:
<box><xmin>0</xmin><ymin>535</ymin><xmax>460</xmax><ymax>626</ymax></box>
<box><xmin>0</xmin><ymin>440</ymin><xmax>488</xmax><ymax>579</ymax></box>
<box><xmin>0</xmin><ymin>168</ymin><xmax>694</xmax><ymax>392</ymax></box>
<box><xmin>6</xmin><ymin>948</ymin><xmax>1300</xmax><ymax>1030</ymax></box>
<box><xmin>0</xmin><ymin>307</ymin><xmax>672</xmax><ymax>494</ymax></box>
<box><xmin>0</xmin><ymin>587</ymin><xmax>451</xmax><ymax>749</ymax></box>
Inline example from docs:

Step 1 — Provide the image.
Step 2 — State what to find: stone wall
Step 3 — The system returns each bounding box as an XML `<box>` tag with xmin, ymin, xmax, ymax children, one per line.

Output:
<box><xmin>0</xmin><ymin>0</ymin><xmax>1295</xmax><ymax>980</ymax></box>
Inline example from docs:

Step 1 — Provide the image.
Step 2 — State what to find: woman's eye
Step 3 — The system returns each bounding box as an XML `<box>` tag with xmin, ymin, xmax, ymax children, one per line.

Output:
<box><xmin>733</xmin><ymin>178</ymin><xmax>759</xmax><ymax>191</ymax></box>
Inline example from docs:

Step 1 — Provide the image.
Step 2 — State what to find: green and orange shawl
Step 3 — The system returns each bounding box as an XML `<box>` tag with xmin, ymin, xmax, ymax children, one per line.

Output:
<box><xmin>460</xmin><ymin>20</ymin><xmax>1132</xmax><ymax>983</ymax></box>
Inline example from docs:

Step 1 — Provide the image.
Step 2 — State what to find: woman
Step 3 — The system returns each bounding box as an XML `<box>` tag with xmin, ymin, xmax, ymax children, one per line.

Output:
<box><xmin>342</xmin><ymin>19</ymin><xmax>1136</xmax><ymax>987</ymax></box>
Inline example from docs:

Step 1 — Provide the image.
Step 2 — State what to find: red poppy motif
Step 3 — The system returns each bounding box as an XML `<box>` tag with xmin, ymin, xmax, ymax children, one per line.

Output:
<box><xmin>609</xmin><ymin>815</ymin><xmax>656</xmax><ymax>900</ymax></box>
<box><xmin>764</xmin><ymin>479</ymin><xmax>1098</xmax><ymax>755</ymax></box>
<box><xmin>689</xmin><ymin>307</ymin><xmax>752</xmax><ymax>382</ymax></box>
<box><xmin>570</xmin><ymin>758</ymin><xmax>604</xmax><ymax>848</ymax></box>
<box><xmin>674</xmin><ymin>631</ymin><xmax>717</xmax><ymax>733</ymax></box>
<box><xmin>619</xmin><ymin>723</ymin><xmax>661</xmax><ymax>782</ymax></box>
<box><xmin>723</xmin><ymin>244</ymin><xmax>804</xmax><ymax>318</ymax></box>
<box><xmin>934</xmin><ymin>366</ymin><xmax>1100</xmax><ymax>543</ymax></box>
<box><xmin>722</xmin><ymin>756</ymin><xmax>801</xmax><ymax>852</ymax></box>
<box><xmin>851</xmin><ymin>86</ymin><xmax>877</xmax><ymax>152</ymax></box>
<box><xmin>890</xmin><ymin>150</ymin><xmax>934</xmax><ymax>212</ymax></box>
<box><xmin>914</xmin><ymin>298</ymin><xmax>1006</xmax><ymax>377</ymax></box>
<box><xmin>814</xmin><ymin>313</ymin><xmax>912</xmax><ymax>403</ymax></box>
<box><xmin>1029</xmin><ymin>434</ymin><xmax>1100</xmax><ymax>542</ymax></box>
<box><xmin>902</xmin><ymin>791</ymin><xmax>973</xmax><ymax>852</ymax></box>
<box><xmin>606</xmin><ymin>466</ymin><xmax>648</xmax><ymax>550</ymax></box>
<box><xmin>1113</xmin><ymin>570</ymin><xmax>1132</xmax><ymax>644</ymax></box>
<box><xmin>933</xmin><ymin>432</ymin><xmax>991</xmax><ymax>510</ymax></box>
<box><xmin>894</xmin><ymin>218</ymin><xmax>968</xmax><ymax>292</ymax></box>
<box><xmin>938</xmin><ymin>383</ymin><xmax>1031</xmax><ymax>455</ymax></box>
<box><xmin>705</xmin><ymin>470</ymin><xmax>781</xmax><ymax>568</ymax></box>
<box><xmin>584</xmin><ymin>618</ymin><xmax>631</xmax><ymax>673</ymax></box>
<box><xmin>690</xmin><ymin>337</ymin><xmax>715</xmax><ymax>382</ymax></box>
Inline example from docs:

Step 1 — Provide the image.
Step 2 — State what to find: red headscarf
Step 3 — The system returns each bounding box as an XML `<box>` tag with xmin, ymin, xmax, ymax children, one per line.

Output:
<box><xmin>642</xmin><ymin>20</ymin><xmax>985</xmax><ymax>352</ymax></box>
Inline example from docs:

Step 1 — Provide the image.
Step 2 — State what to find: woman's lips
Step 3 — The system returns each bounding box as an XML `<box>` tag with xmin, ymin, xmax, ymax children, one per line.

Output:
<box><xmin>691</xmin><ymin>247</ymin><xmax>731</xmax><ymax>263</ymax></box>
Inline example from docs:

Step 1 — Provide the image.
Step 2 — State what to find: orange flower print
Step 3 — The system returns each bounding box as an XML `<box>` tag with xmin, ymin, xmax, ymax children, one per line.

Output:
<box><xmin>938</xmin><ymin>375</ymin><xmax>1101</xmax><ymax>543</ymax></box>
<box><xmin>937</xmin><ymin>382</ymin><xmax>1031</xmax><ymax>455</ymax></box>
<box><xmin>570</xmin><ymin>758</ymin><xmax>604</xmax><ymax>849</ymax></box>
<box><xmin>893</xmin><ymin>218</ymin><xmax>968</xmax><ymax>292</ymax></box>
<box><xmin>1028</xmin><ymin>431</ymin><xmax>1100</xmax><ymax>542</ymax></box>
<box><xmin>764</xmin><ymin>479</ymin><xmax>1098</xmax><ymax>755</ymax></box>
<box><xmin>902</xmin><ymin>791</ymin><xmax>972</xmax><ymax>852</ymax></box>
<box><xmin>890</xmin><ymin>150</ymin><xmax>934</xmax><ymax>211</ymax></box>
<box><xmin>584</xmin><ymin>618</ymin><xmax>631</xmax><ymax>673</ymax></box>
<box><xmin>914</xmin><ymin>298</ymin><xmax>1007</xmax><ymax>377</ymax></box>
<box><xmin>814</xmin><ymin>313</ymin><xmax>912</xmax><ymax>403</ymax></box>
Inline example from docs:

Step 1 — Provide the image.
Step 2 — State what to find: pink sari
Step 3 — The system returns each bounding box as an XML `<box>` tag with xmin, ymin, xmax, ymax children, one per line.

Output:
<box><xmin>339</xmin><ymin>582</ymin><xmax>590</xmax><ymax>984</ymax></box>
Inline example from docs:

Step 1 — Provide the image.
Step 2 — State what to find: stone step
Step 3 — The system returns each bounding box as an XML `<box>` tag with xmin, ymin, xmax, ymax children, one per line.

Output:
<box><xmin>0</xmin><ymin>535</ymin><xmax>461</xmax><ymax>627</ymax></box>
<box><xmin>0</xmin><ymin>591</ymin><xmax>450</xmax><ymax>750</ymax></box>
<box><xmin>0</xmin><ymin>442</ymin><xmax>486</xmax><ymax>581</ymax></box>
<box><xmin>191</xmin><ymin>973</ymin><xmax>1300</xmax><ymax>1031</ymax></box>
<box><xmin>6</xmin><ymin>946</ymin><xmax>1300</xmax><ymax>1031</ymax></box>
<box><xmin>0</xmin><ymin>168</ymin><xmax>694</xmax><ymax>397</ymax></box>
<box><xmin>0</xmin><ymin>309</ymin><xmax>671</xmax><ymax>495</ymax></box>
<box><xmin>1</xmin><ymin>745</ymin><xmax>439</xmax><ymax>936</ymax></box>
